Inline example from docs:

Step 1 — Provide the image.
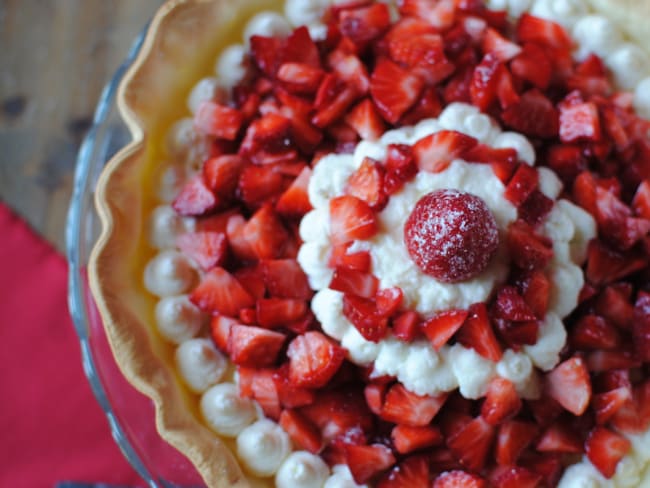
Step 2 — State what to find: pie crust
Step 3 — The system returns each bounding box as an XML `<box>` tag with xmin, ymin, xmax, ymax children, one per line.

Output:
<box><xmin>88</xmin><ymin>1</ymin><xmax>650</xmax><ymax>487</ymax></box>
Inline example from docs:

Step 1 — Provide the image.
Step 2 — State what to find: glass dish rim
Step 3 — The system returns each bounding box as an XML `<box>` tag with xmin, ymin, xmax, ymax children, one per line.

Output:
<box><xmin>65</xmin><ymin>26</ymin><xmax>157</xmax><ymax>488</ymax></box>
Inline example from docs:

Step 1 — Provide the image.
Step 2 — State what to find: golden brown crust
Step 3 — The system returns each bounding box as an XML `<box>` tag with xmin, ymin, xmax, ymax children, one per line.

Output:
<box><xmin>90</xmin><ymin>1</ymin><xmax>650</xmax><ymax>487</ymax></box>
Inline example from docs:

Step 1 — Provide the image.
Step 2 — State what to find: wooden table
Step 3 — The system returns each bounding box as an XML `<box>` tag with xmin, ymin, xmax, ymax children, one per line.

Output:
<box><xmin>0</xmin><ymin>0</ymin><xmax>163</xmax><ymax>252</ymax></box>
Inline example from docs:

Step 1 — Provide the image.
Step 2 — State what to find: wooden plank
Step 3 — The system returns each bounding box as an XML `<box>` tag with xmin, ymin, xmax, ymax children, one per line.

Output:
<box><xmin>0</xmin><ymin>0</ymin><xmax>162</xmax><ymax>252</ymax></box>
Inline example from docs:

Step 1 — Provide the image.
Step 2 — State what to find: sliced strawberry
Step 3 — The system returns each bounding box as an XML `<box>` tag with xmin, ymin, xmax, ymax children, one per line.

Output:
<box><xmin>446</xmin><ymin>416</ymin><xmax>496</xmax><ymax>472</ymax></box>
<box><xmin>242</xmin><ymin>205</ymin><xmax>290</xmax><ymax>259</ymax></box>
<box><xmin>225</xmin><ymin>214</ymin><xmax>256</xmax><ymax>260</ymax></box>
<box><xmin>570</xmin><ymin>314</ymin><xmax>621</xmax><ymax>350</ymax></box>
<box><xmin>482</xmin><ymin>27</ymin><xmax>522</xmax><ymax>62</ymax></box>
<box><xmin>339</xmin><ymin>3</ymin><xmax>391</xmax><ymax>47</ymax></box>
<box><xmin>202</xmin><ymin>155</ymin><xmax>245</xmax><ymax>198</ymax></box>
<box><xmin>190</xmin><ymin>267</ymin><xmax>254</xmax><ymax>316</ymax></box>
<box><xmin>345</xmin><ymin>98</ymin><xmax>386</xmax><ymax>141</ymax></box>
<box><xmin>433</xmin><ymin>470</ymin><xmax>486</xmax><ymax>488</ymax></box>
<box><xmin>249</xmin><ymin>35</ymin><xmax>283</xmax><ymax>77</ymax></box>
<box><xmin>388</xmin><ymin>33</ymin><xmax>455</xmax><ymax>85</ymax></box>
<box><xmin>175</xmin><ymin>231</ymin><xmax>227</xmax><ymax>271</ymax></box>
<box><xmin>470</xmin><ymin>53</ymin><xmax>503</xmax><ymax>111</ymax></box>
<box><xmin>327</xmin><ymin>50</ymin><xmax>371</xmax><ymax>95</ymax></box>
<box><xmin>287</xmin><ymin>331</ymin><xmax>345</xmax><ymax>388</ymax></box>
<box><xmin>279</xmin><ymin>409</ymin><xmax>323</xmax><ymax>454</ymax></box>
<box><xmin>172</xmin><ymin>175</ymin><xmax>219</xmax><ymax>216</ymax></box>
<box><xmin>632</xmin><ymin>180</ymin><xmax>650</xmax><ymax>219</ymax></box>
<box><xmin>501</xmin><ymin>89</ymin><xmax>559</xmax><ymax>139</ymax></box>
<box><xmin>593</xmin><ymin>387</ymin><xmax>632</xmax><ymax>425</ymax></box>
<box><xmin>412</xmin><ymin>130</ymin><xmax>478</xmax><ymax>173</ymax></box>
<box><xmin>536</xmin><ymin>422</ymin><xmax>583</xmax><ymax>453</ymax></box>
<box><xmin>381</xmin><ymin>383</ymin><xmax>448</xmax><ymax>427</ymax></box>
<box><xmin>256</xmin><ymin>298</ymin><xmax>307</xmax><ymax>328</ymax></box>
<box><xmin>195</xmin><ymin>208</ymin><xmax>239</xmax><ymax>233</ymax></box>
<box><xmin>370</xmin><ymin>58</ymin><xmax>424</xmax><ymax>124</ymax></box>
<box><xmin>494</xmin><ymin>286</ymin><xmax>537</xmax><ymax>322</ymax></box>
<box><xmin>586</xmin><ymin>349</ymin><xmax>641</xmax><ymax>372</ymax></box>
<box><xmin>545</xmin><ymin>356</ymin><xmax>592</xmax><ymax>416</ymax></box>
<box><xmin>312</xmin><ymin>75</ymin><xmax>360</xmax><ymax>128</ymax></box>
<box><xmin>401</xmin><ymin>87</ymin><xmax>444</xmax><ymax>125</ymax></box>
<box><xmin>275</xmin><ymin>166</ymin><xmax>312</xmax><ymax>216</ymax></box>
<box><xmin>283</xmin><ymin>26</ymin><xmax>321</xmax><ymax>67</ymax></box>
<box><xmin>519</xmin><ymin>189</ymin><xmax>554</xmax><ymax>227</ymax></box>
<box><xmin>510</xmin><ymin>42</ymin><xmax>552</xmax><ymax>90</ymax></box>
<box><xmin>392</xmin><ymin>310</ymin><xmax>421</xmax><ymax>342</ymax></box>
<box><xmin>345</xmin><ymin>443</ymin><xmax>396</xmax><ymax>484</ymax></box>
<box><xmin>585</xmin><ymin>427</ymin><xmax>631</xmax><ymax>479</ymax></box>
<box><xmin>504</xmin><ymin>164</ymin><xmax>539</xmax><ymax>207</ymax></box>
<box><xmin>489</xmin><ymin>466</ymin><xmax>542</xmax><ymax>488</ymax></box>
<box><xmin>494</xmin><ymin>318</ymin><xmax>539</xmax><ymax>347</ymax></box>
<box><xmin>227</xmin><ymin>324</ymin><xmax>285</xmax><ymax>367</ymax></box>
<box><xmin>330</xmin><ymin>267</ymin><xmax>379</xmax><ymax>299</ymax></box>
<box><xmin>194</xmin><ymin>101</ymin><xmax>243</xmax><ymax>140</ymax></box>
<box><xmin>519</xmin><ymin>270</ymin><xmax>550</xmax><ymax>319</ymax></box>
<box><xmin>277</xmin><ymin>62</ymin><xmax>324</xmax><ymax>95</ymax></box>
<box><xmin>495</xmin><ymin>419</ymin><xmax>538</xmax><ymax>465</ymax></box>
<box><xmin>237</xmin><ymin>165</ymin><xmax>285</xmax><ymax>207</ymax></box>
<box><xmin>328</xmin><ymin>242</ymin><xmax>372</xmax><ymax>272</ymax></box>
<box><xmin>507</xmin><ymin>220</ymin><xmax>554</xmax><ymax>271</ymax></box>
<box><xmin>384</xmin><ymin>143</ymin><xmax>418</xmax><ymax>194</ymax></box>
<box><xmin>516</xmin><ymin>13</ymin><xmax>572</xmax><ymax>50</ymax></box>
<box><xmin>391</xmin><ymin>425</ymin><xmax>443</xmax><ymax>454</ymax></box>
<box><xmin>364</xmin><ymin>382</ymin><xmax>387</xmax><ymax>416</ymax></box>
<box><xmin>559</xmin><ymin>99</ymin><xmax>602</xmax><ymax>143</ymax></box>
<box><xmin>399</xmin><ymin>0</ymin><xmax>456</xmax><ymax>30</ymax></box>
<box><xmin>346</xmin><ymin>157</ymin><xmax>387</xmax><ymax>210</ymax></box>
<box><xmin>261</xmin><ymin>259</ymin><xmax>312</xmax><ymax>300</ymax></box>
<box><xmin>456</xmin><ymin>302</ymin><xmax>502</xmax><ymax>362</ymax></box>
<box><xmin>585</xmin><ymin>240</ymin><xmax>647</xmax><ymax>286</ymax></box>
<box><xmin>237</xmin><ymin>367</ymin><xmax>281</xmax><ymax>419</ymax></box>
<box><xmin>209</xmin><ymin>315</ymin><xmax>237</xmax><ymax>352</ymax></box>
<box><xmin>377</xmin><ymin>455</ymin><xmax>431</xmax><ymax>487</ymax></box>
<box><xmin>239</xmin><ymin>112</ymin><xmax>293</xmax><ymax>157</ymax></box>
<box><xmin>421</xmin><ymin>309</ymin><xmax>469</xmax><ymax>351</ymax></box>
<box><xmin>480</xmin><ymin>377</ymin><xmax>522</xmax><ymax>425</ymax></box>
<box><xmin>329</xmin><ymin>195</ymin><xmax>378</xmax><ymax>245</ymax></box>
<box><xmin>633</xmin><ymin>291</ymin><xmax>650</xmax><ymax>361</ymax></box>
<box><xmin>343</xmin><ymin>294</ymin><xmax>388</xmax><ymax>342</ymax></box>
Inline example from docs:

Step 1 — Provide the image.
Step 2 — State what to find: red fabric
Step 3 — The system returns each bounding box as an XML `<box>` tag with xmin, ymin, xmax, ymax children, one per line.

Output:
<box><xmin>0</xmin><ymin>202</ymin><xmax>142</xmax><ymax>487</ymax></box>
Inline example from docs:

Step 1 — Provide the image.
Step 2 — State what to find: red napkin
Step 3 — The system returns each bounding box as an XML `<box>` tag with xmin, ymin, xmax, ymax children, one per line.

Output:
<box><xmin>0</xmin><ymin>202</ymin><xmax>142</xmax><ymax>487</ymax></box>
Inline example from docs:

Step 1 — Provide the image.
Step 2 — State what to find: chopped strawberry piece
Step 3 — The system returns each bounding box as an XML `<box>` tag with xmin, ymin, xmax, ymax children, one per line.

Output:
<box><xmin>256</xmin><ymin>297</ymin><xmax>307</xmax><ymax>328</ymax></box>
<box><xmin>227</xmin><ymin>324</ymin><xmax>285</xmax><ymax>367</ymax></box>
<box><xmin>519</xmin><ymin>270</ymin><xmax>550</xmax><ymax>319</ymax></box>
<box><xmin>501</xmin><ymin>89</ymin><xmax>559</xmax><ymax>138</ymax></box>
<box><xmin>489</xmin><ymin>466</ymin><xmax>542</xmax><ymax>488</ymax></box>
<box><xmin>586</xmin><ymin>349</ymin><xmax>641</xmax><ymax>372</ymax></box>
<box><xmin>279</xmin><ymin>409</ymin><xmax>323</xmax><ymax>454</ymax></box>
<box><xmin>392</xmin><ymin>310</ymin><xmax>420</xmax><ymax>342</ymax></box>
<box><xmin>494</xmin><ymin>317</ymin><xmax>539</xmax><ymax>347</ymax></box>
<box><xmin>237</xmin><ymin>367</ymin><xmax>281</xmax><ymax>419</ymax></box>
<box><xmin>504</xmin><ymin>163</ymin><xmax>539</xmax><ymax>207</ymax></box>
<box><xmin>632</xmin><ymin>180</ymin><xmax>650</xmax><ymax>219</ymax></box>
<box><xmin>495</xmin><ymin>419</ymin><xmax>538</xmax><ymax>465</ymax></box>
<box><xmin>482</xmin><ymin>27</ymin><xmax>522</xmax><ymax>62</ymax></box>
<box><xmin>571</xmin><ymin>314</ymin><xmax>621</xmax><ymax>350</ymax></box>
<box><xmin>456</xmin><ymin>302</ymin><xmax>502</xmax><ymax>362</ymax></box>
<box><xmin>287</xmin><ymin>331</ymin><xmax>345</xmax><ymax>388</ymax></box>
<box><xmin>559</xmin><ymin>99</ymin><xmax>602</xmax><ymax>143</ymax></box>
<box><xmin>194</xmin><ymin>101</ymin><xmax>243</xmax><ymax>140</ymax></box>
<box><xmin>328</xmin><ymin>242</ymin><xmax>372</xmax><ymax>272</ymax></box>
<box><xmin>399</xmin><ymin>0</ymin><xmax>456</xmax><ymax>30</ymax></box>
<box><xmin>519</xmin><ymin>189</ymin><xmax>554</xmax><ymax>226</ymax></box>
<box><xmin>237</xmin><ymin>165</ymin><xmax>285</xmax><ymax>206</ymax></box>
<box><xmin>585</xmin><ymin>427</ymin><xmax>631</xmax><ymax>479</ymax></box>
<box><xmin>273</xmin><ymin>365</ymin><xmax>316</xmax><ymax>408</ymax></box>
<box><xmin>593</xmin><ymin>387</ymin><xmax>632</xmax><ymax>425</ymax></box>
<box><xmin>585</xmin><ymin>241</ymin><xmax>647</xmax><ymax>286</ymax></box>
<box><xmin>345</xmin><ymin>443</ymin><xmax>396</xmax><ymax>484</ymax></box>
<box><xmin>195</xmin><ymin>208</ymin><xmax>239</xmax><ymax>233</ymax></box>
<box><xmin>261</xmin><ymin>259</ymin><xmax>312</xmax><ymax>300</ymax></box>
<box><xmin>480</xmin><ymin>377</ymin><xmax>521</xmax><ymax>425</ymax></box>
<box><xmin>329</xmin><ymin>195</ymin><xmax>378</xmax><ymax>245</ymax></box>
<box><xmin>364</xmin><ymin>382</ymin><xmax>387</xmax><ymax>416</ymax></box>
<box><xmin>401</xmin><ymin>87</ymin><xmax>444</xmax><ymax>125</ymax></box>
<box><xmin>202</xmin><ymin>155</ymin><xmax>245</xmax><ymax>198</ymax></box>
<box><xmin>209</xmin><ymin>315</ymin><xmax>237</xmax><ymax>352</ymax></box>
<box><xmin>494</xmin><ymin>286</ymin><xmax>537</xmax><ymax>322</ymax></box>
<box><xmin>239</xmin><ymin>112</ymin><xmax>292</xmax><ymax>157</ymax></box>
<box><xmin>190</xmin><ymin>267</ymin><xmax>254</xmax><ymax>316</ymax></box>
<box><xmin>404</xmin><ymin>189</ymin><xmax>499</xmax><ymax>283</ymax></box>
<box><xmin>312</xmin><ymin>76</ymin><xmax>360</xmax><ymax>128</ymax></box>
<box><xmin>381</xmin><ymin>383</ymin><xmax>448</xmax><ymax>427</ymax></box>
<box><xmin>391</xmin><ymin>425</ymin><xmax>443</xmax><ymax>454</ymax></box>
<box><xmin>345</xmin><ymin>98</ymin><xmax>386</xmax><ymax>141</ymax></box>
<box><xmin>377</xmin><ymin>455</ymin><xmax>431</xmax><ymax>487</ymax></box>
<box><xmin>327</xmin><ymin>50</ymin><xmax>371</xmax><ymax>94</ymax></box>
<box><xmin>172</xmin><ymin>175</ymin><xmax>219</xmax><ymax>216</ymax></box>
<box><xmin>330</xmin><ymin>267</ymin><xmax>380</xmax><ymax>299</ymax></box>
<box><xmin>384</xmin><ymin>143</ymin><xmax>418</xmax><ymax>194</ymax></box>
<box><xmin>446</xmin><ymin>416</ymin><xmax>496</xmax><ymax>472</ymax></box>
<box><xmin>283</xmin><ymin>26</ymin><xmax>321</xmax><ymax>67</ymax></box>
<box><xmin>277</xmin><ymin>62</ymin><xmax>324</xmax><ymax>94</ymax></box>
<box><xmin>388</xmin><ymin>33</ymin><xmax>455</xmax><ymax>85</ymax></box>
<box><xmin>371</xmin><ymin>288</ymin><xmax>401</xmax><ymax>319</ymax></box>
<box><xmin>346</xmin><ymin>157</ymin><xmax>387</xmax><ymax>210</ymax></box>
<box><xmin>507</xmin><ymin>220</ymin><xmax>554</xmax><ymax>270</ymax></box>
<box><xmin>275</xmin><ymin>166</ymin><xmax>312</xmax><ymax>216</ymax></box>
<box><xmin>421</xmin><ymin>309</ymin><xmax>469</xmax><ymax>351</ymax></box>
<box><xmin>225</xmin><ymin>214</ymin><xmax>256</xmax><ymax>260</ymax></box>
<box><xmin>516</xmin><ymin>13</ymin><xmax>572</xmax><ymax>50</ymax></box>
<box><xmin>370</xmin><ymin>59</ymin><xmax>424</xmax><ymax>124</ymax></box>
<box><xmin>175</xmin><ymin>231</ymin><xmax>227</xmax><ymax>271</ymax></box>
<box><xmin>433</xmin><ymin>470</ymin><xmax>486</xmax><ymax>488</ymax></box>
<box><xmin>412</xmin><ymin>130</ymin><xmax>478</xmax><ymax>173</ymax></box>
<box><xmin>536</xmin><ymin>422</ymin><xmax>583</xmax><ymax>453</ymax></box>
<box><xmin>339</xmin><ymin>3</ymin><xmax>391</xmax><ymax>47</ymax></box>
<box><xmin>242</xmin><ymin>205</ymin><xmax>290</xmax><ymax>259</ymax></box>
<box><xmin>545</xmin><ymin>356</ymin><xmax>592</xmax><ymax>416</ymax></box>
<box><xmin>510</xmin><ymin>42</ymin><xmax>552</xmax><ymax>90</ymax></box>
<box><xmin>249</xmin><ymin>35</ymin><xmax>283</xmax><ymax>77</ymax></box>
<box><xmin>633</xmin><ymin>291</ymin><xmax>650</xmax><ymax>361</ymax></box>
<box><xmin>343</xmin><ymin>294</ymin><xmax>388</xmax><ymax>342</ymax></box>
<box><xmin>470</xmin><ymin>53</ymin><xmax>503</xmax><ymax>111</ymax></box>
<box><xmin>594</xmin><ymin>286</ymin><xmax>634</xmax><ymax>330</ymax></box>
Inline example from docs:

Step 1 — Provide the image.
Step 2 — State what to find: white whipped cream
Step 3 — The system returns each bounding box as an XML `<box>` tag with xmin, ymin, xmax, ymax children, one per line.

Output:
<box><xmin>215</xmin><ymin>44</ymin><xmax>250</xmax><ymax>89</ymax></box>
<box><xmin>275</xmin><ymin>451</ymin><xmax>330</xmax><ymax>488</ymax></box>
<box><xmin>175</xmin><ymin>338</ymin><xmax>227</xmax><ymax>393</ymax></box>
<box><xmin>165</xmin><ymin>118</ymin><xmax>210</xmax><ymax>171</ymax></box>
<box><xmin>148</xmin><ymin>205</ymin><xmax>194</xmax><ymax>249</ymax></box>
<box><xmin>201</xmin><ymin>383</ymin><xmax>257</xmax><ymax>437</ymax></box>
<box><xmin>144</xmin><ymin>250</ymin><xmax>197</xmax><ymax>297</ymax></box>
<box><xmin>236</xmin><ymin>419</ymin><xmax>292</xmax><ymax>477</ymax></box>
<box><xmin>243</xmin><ymin>11</ymin><xmax>292</xmax><ymax>44</ymax></box>
<box><xmin>155</xmin><ymin>294</ymin><xmax>205</xmax><ymax>344</ymax></box>
<box><xmin>187</xmin><ymin>77</ymin><xmax>228</xmax><ymax>114</ymax></box>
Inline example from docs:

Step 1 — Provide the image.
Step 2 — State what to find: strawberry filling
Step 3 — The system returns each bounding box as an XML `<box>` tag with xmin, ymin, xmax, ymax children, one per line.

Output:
<box><xmin>145</xmin><ymin>0</ymin><xmax>650</xmax><ymax>485</ymax></box>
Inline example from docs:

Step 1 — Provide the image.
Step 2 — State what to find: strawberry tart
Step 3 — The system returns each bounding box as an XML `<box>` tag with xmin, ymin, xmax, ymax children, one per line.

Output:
<box><xmin>89</xmin><ymin>0</ymin><xmax>650</xmax><ymax>486</ymax></box>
